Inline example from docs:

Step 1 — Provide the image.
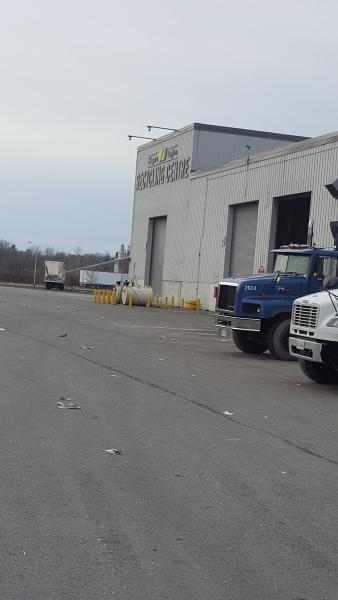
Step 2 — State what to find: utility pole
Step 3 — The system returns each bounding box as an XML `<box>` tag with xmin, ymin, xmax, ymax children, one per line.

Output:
<box><xmin>28</xmin><ymin>242</ymin><xmax>38</xmax><ymax>286</ymax></box>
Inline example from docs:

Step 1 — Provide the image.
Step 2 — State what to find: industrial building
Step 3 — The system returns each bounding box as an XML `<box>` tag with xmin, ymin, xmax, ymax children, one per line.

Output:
<box><xmin>130</xmin><ymin>123</ymin><xmax>338</xmax><ymax>310</ymax></box>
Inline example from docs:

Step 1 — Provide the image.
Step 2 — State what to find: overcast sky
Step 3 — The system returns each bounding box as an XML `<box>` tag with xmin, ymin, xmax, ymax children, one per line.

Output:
<box><xmin>1</xmin><ymin>0</ymin><xmax>338</xmax><ymax>253</ymax></box>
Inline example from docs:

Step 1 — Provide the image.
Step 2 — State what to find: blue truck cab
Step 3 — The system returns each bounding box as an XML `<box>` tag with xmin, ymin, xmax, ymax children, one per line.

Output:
<box><xmin>215</xmin><ymin>246</ymin><xmax>338</xmax><ymax>360</ymax></box>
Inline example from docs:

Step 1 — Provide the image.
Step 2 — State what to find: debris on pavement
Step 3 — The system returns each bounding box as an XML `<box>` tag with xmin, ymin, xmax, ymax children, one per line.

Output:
<box><xmin>223</xmin><ymin>410</ymin><xmax>234</xmax><ymax>416</ymax></box>
<box><xmin>57</xmin><ymin>397</ymin><xmax>81</xmax><ymax>409</ymax></box>
<box><xmin>58</xmin><ymin>333</ymin><xmax>68</xmax><ymax>337</ymax></box>
<box><xmin>0</xmin><ymin>328</ymin><xmax>6</xmax><ymax>332</ymax></box>
<box><xmin>80</xmin><ymin>345</ymin><xmax>94</xmax><ymax>350</ymax></box>
<box><xmin>109</xmin><ymin>374</ymin><xmax>119</xmax><ymax>378</ymax></box>
<box><xmin>104</xmin><ymin>448</ymin><xmax>122</xmax><ymax>455</ymax></box>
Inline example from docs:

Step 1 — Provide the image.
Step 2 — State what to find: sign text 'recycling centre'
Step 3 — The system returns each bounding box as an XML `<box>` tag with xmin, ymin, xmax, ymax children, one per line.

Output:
<box><xmin>136</xmin><ymin>145</ymin><xmax>191</xmax><ymax>191</ymax></box>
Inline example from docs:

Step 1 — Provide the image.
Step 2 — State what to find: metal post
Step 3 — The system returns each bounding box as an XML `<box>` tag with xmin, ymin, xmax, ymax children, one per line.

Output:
<box><xmin>33</xmin><ymin>250</ymin><xmax>37</xmax><ymax>286</ymax></box>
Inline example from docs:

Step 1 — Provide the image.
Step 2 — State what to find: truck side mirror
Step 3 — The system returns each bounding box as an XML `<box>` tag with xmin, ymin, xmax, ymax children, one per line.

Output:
<box><xmin>323</xmin><ymin>276</ymin><xmax>338</xmax><ymax>290</ymax></box>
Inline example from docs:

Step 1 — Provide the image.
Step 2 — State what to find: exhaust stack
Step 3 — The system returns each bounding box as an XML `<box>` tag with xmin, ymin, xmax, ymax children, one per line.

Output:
<box><xmin>330</xmin><ymin>221</ymin><xmax>338</xmax><ymax>251</ymax></box>
<box><xmin>307</xmin><ymin>218</ymin><xmax>314</xmax><ymax>246</ymax></box>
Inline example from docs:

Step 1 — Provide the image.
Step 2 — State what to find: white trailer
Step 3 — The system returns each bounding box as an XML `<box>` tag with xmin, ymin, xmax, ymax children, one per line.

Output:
<box><xmin>79</xmin><ymin>270</ymin><xmax>128</xmax><ymax>288</ymax></box>
<box><xmin>44</xmin><ymin>261</ymin><xmax>65</xmax><ymax>290</ymax></box>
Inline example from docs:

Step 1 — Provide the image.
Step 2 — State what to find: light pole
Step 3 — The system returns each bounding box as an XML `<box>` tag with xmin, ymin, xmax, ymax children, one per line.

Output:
<box><xmin>28</xmin><ymin>242</ymin><xmax>38</xmax><ymax>287</ymax></box>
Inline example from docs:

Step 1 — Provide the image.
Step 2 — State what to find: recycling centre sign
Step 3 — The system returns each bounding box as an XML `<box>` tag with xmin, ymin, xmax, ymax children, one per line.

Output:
<box><xmin>135</xmin><ymin>144</ymin><xmax>191</xmax><ymax>191</ymax></box>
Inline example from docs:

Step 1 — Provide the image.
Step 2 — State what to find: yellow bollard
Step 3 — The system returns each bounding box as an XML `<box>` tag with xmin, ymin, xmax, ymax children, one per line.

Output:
<box><xmin>107</xmin><ymin>291</ymin><xmax>112</xmax><ymax>304</ymax></box>
<box><xmin>171</xmin><ymin>296</ymin><xmax>175</xmax><ymax>307</ymax></box>
<box><xmin>196</xmin><ymin>298</ymin><xmax>200</xmax><ymax>311</ymax></box>
<box><xmin>181</xmin><ymin>297</ymin><xmax>185</xmax><ymax>309</ymax></box>
<box><xmin>100</xmin><ymin>290</ymin><xmax>104</xmax><ymax>304</ymax></box>
<box><xmin>112</xmin><ymin>291</ymin><xmax>116</xmax><ymax>305</ymax></box>
<box><xmin>93</xmin><ymin>290</ymin><xmax>96</xmax><ymax>303</ymax></box>
<box><xmin>164</xmin><ymin>296</ymin><xmax>168</xmax><ymax>309</ymax></box>
<box><xmin>155</xmin><ymin>294</ymin><xmax>159</xmax><ymax>305</ymax></box>
<box><xmin>128</xmin><ymin>293</ymin><xmax>133</xmax><ymax>306</ymax></box>
<box><xmin>146</xmin><ymin>295</ymin><xmax>151</xmax><ymax>307</ymax></box>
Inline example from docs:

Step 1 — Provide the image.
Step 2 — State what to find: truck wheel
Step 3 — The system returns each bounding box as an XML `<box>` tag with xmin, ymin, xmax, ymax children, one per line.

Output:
<box><xmin>299</xmin><ymin>359</ymin><xmax>338</xmax><ymax>384</ymax></box>
<box><xmin>268</xmin><ymin>318</ymin><xmax>295</xmax><ymax>361</ymax></box>
<box><xmin>232</xmin><ymin>330</ymin><xmax>268</xmax><ymax>354</ymax></box>
<box><xmin>45</xmin><ymin>283</ymin><xmax>50</xmax><ymax>290</ymax></box>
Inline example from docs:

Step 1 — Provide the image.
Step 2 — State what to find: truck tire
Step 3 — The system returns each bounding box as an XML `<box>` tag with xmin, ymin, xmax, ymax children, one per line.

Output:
<box><xmin>45</xmin><ymin>282</ymin><xmax>51</xmax><ymax>290</ymax></box>
<box><xmin>299</xmin><ymin>359</ymin><xmax>338</xmax><ymax>384</ymax></box>
<box><xmin>232</xmin><ymin>330</ymin><xmax>268</xmax><ymax>354</ymax></box>
<box><xmin>268</xmin><ymin>318</ymin><xmax>295</xmax><ymax>361</ymax></box>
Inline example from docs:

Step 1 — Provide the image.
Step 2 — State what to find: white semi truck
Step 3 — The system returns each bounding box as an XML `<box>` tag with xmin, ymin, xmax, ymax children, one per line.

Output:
<box><xmin>289</xmin><ymin>283</ymin><xmax>338</xmax><ymax>383</ymax></box>
<box><xmin>44</xmin><ymin>261</ymin><xmax>65</xmax><ymax>290</ymax></box>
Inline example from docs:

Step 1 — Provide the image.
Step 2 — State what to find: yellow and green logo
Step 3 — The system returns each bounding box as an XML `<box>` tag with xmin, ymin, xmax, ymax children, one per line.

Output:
<box><xmin>157</xmin><ymin>148</ymin><xmax>167</xmax><ymax>161</ymax></box>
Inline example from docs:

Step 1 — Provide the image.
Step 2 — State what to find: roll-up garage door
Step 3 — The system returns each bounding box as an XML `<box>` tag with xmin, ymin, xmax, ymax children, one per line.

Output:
<box><xmin>149</xmin><ymin>216</ymin><xmax>167</xmax><ymax>296</ymax></box>
<box><xmin>229</xmin><ymin>202</ymin><xmax>258</xmax><ymax>276</ymax></box>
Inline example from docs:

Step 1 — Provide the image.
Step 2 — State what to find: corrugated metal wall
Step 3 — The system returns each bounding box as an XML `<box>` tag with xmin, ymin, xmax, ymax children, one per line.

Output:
<box><xmin>192</xmin><ymin>140</ymin><xmax>338</xmax><ymax>308</ymax></box>
<box><xmin>131</xmin><ymin>130</ymin><xmax>338</xmax><ymax>310</ymax></box>
<box><xmin>130</xmin><ymin>128</ymin><xmax>195</xmax><ymax>302</ymax></box>
<box><xmin>192</xmin><ymin>129</ymin><xmax>304</xmax><ymax>172</ymax></box>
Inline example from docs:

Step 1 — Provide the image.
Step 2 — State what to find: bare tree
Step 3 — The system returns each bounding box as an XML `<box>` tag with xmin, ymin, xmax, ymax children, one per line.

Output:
<box><xmin>0</xmin><ymin>240</ymin><xmax>116</xmax><ymax>286</ymax></box>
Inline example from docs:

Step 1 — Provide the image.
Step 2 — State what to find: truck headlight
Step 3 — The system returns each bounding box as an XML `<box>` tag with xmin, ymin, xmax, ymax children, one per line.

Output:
<box><xmin>327</xmin><ymin>317</ymin><xmax>338</xmax><ymax>327</ymax></box>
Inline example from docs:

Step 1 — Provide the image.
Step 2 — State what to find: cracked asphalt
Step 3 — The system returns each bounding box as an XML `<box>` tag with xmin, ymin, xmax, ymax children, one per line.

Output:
<box><xmin>1</xmin><ymin>286</ymin><xmax>338</xmax><ymax>600</ymax></box>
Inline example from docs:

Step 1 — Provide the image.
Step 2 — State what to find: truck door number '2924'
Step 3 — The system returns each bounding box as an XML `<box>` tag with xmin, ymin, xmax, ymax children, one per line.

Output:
<box><xmin>244</xmin><ymin>285</ymin><xmax>257</xmax><ymax>291</ymax></box>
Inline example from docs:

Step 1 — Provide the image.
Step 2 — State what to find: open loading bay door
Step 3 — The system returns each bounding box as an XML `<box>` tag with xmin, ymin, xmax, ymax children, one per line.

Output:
<box><xmin>273</xmin><ymin>192</ymin><xmax>311</xmax><ymax>249</ymax></box>
<box><xmin>267</xmin><ymin>192</ymin><xmax>311</xmax><ymax>271</ymax></box>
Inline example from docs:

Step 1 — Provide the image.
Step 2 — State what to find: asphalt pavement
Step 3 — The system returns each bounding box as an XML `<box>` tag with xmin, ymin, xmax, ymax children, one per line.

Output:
<box><xmin>1</xmin><ymin>286</ymin><xmax>338</xmax><ymax>600</ymax></box>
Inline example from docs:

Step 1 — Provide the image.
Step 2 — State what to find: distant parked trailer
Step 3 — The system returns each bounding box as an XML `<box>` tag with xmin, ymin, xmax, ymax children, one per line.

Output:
<box><xmin>79</xmin><ymin>270</ymin><xmax>128</xmax><ymax>289</ymax></box>
<box><xmin>45</xmin><ymin>261</ymin><xmax>65</xmax><ymax>290</ymax></box>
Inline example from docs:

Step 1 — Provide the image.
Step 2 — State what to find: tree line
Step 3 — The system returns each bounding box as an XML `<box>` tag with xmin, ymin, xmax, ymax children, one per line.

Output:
<box><xmin>0</xmin><ymin>240</ymin><xmax>115</xmax><ymax>287</ymax></box>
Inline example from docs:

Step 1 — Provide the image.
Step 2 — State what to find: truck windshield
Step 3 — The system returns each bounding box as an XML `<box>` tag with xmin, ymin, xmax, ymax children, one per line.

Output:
<box><xmin>273</xmin><ymin>253</ymin><xmax>310</xmax><ymax>276</ymax></box>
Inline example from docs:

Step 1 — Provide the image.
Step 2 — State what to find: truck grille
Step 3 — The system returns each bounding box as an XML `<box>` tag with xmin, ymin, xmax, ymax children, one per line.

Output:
<box><xmin>217</xmin><ymin>284</ymin><xmax>237</xmax><ymax>312</ymax></box>
<box><xmin>292</xmin><ymin>304</ymin><xmax>319</xmax><ymax>329</ymax></box>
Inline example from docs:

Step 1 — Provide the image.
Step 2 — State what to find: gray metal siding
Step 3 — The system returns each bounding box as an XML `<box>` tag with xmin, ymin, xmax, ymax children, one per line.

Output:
<box><xmin>192</xmin><ymin>129</ymin><xmax>303</xmax><ymax>172</ymax></box>
<box><xmin>194</xmin><ymin>141</ymin><xmax>338</xmax><ymax>286</ymax></box>
<box><xmin>130</xmin><ymin>128</ymin><xmax>194</xmax><ymax>286</ymax></box>
<box><xmin>131</xmin><ymin>127</ymin><xmax>338</xmax><ymax>309</ymax></box>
